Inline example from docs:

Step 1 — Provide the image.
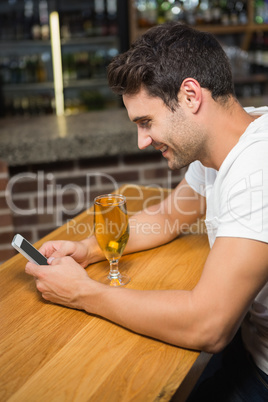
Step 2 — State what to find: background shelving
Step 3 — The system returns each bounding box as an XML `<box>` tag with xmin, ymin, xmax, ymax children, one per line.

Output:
<box><xmin>0</xmin><ymin>0</ymin><xmax>123</xmax><ymax>118</ymax></box>
<box><xmin>128</xmin><ymin>0</ymin><xmax>268</xmax><ymax>105</ymax></box>
<box><xmin>129</xmin><ymin>1</ymin><xmax>268</xmax><ymax>48</ymax></box>
<box><xmin>1</xmin><ymin>0</ymin><xmax>268</xmax><ymax>118</ymax></box>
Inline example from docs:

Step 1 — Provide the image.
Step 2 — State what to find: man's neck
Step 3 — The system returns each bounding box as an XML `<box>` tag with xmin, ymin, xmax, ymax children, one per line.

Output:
<box><xmin>200</xmin><ymin>97</ymin><xmax>257</xmax><ymax>170</ymax></box>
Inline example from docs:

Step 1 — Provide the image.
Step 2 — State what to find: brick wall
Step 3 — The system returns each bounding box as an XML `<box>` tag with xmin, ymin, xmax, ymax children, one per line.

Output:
<box><xmin>1</xmin><ymin>152</ymin><xmax>186</xmax><ymax>264</ymax></box>
<box><xmin>0</xmin><ymin>160</ymin><xmax>16</xmax><ymax>262</ymax></box>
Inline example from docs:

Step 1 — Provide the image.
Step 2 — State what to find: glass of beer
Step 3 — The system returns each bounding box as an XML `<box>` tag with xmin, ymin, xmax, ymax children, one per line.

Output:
<box><xmin>94</xmin><ymin>194</ymin><xmax>130</xmax><ymax>286</ymax></box>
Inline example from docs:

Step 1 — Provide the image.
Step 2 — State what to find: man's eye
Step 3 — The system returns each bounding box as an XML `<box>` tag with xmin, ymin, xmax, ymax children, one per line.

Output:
<box><xmin>139</xmin><ymin>120</ymin><xmax>151</xmax><ymax>128</ymax></box>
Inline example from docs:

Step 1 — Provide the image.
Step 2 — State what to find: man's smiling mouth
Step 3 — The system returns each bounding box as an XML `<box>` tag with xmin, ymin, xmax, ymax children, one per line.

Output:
<box><xmin>159</xmin><ymin>145</ymin><xmax>168</xmax><ymax>154</ymax></box>
<box><xmin>152</xmin><ymin>142</ymin><xmax>168</xmax><ymax>154</ymax></box>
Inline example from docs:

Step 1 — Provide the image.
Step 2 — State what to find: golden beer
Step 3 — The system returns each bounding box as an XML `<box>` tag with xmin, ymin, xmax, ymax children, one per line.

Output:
<box><xmin>94</xmin><ymin>194</ymin><xmax>130</xmax><ymax>286</ymax></box>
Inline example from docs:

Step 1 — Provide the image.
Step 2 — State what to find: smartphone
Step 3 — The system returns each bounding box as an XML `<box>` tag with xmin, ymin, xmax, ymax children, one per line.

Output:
<box><xmin>11</xmin><ymin>234</ymin><xmax>48</xmax><ymax>265</ymax></box>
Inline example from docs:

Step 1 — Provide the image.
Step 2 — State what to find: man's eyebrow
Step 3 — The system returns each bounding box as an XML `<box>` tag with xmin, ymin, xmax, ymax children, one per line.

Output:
<box><xmin>132</xmin><ymin>115</ymin><xmax>150</xmax><ymax>123</ymax></box>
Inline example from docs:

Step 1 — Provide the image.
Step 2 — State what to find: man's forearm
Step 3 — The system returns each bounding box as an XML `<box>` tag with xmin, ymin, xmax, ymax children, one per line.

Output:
<box><xmin>79</xmin><ymin>280</ymin><xmax>203</xmax><ymax>350</ymax></box>
<box><xmin>124</xmin><ymin>209</ymin><xmax>179</xmax><ymax>255</ymax></box>
<box><xmin>83</xmin><ymin>204</ymin><xmax>180</xmax><ymax>263</ymax></box>
<box><xmin>84</xmin><ymin>179</ymin><xmax>205</xmax><ymax>260</ymax></box>
<box><xmin>123</xmin><ymin>179</ymin><xmax>205</xmax><ymax>255</ymax></box>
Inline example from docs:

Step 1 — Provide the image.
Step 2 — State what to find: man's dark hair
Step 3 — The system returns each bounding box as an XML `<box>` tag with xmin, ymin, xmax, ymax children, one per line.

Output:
<box><xmin>107</xmin><ymin>22</ymin><xmax>235</xmax><ymax>111</ymax></box>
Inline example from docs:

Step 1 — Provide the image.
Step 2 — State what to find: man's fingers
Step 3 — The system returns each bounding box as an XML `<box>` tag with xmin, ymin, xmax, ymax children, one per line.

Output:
<box><xmin>25</xmin><ymin>261</ymin><xmax>42</xmax><ymax>277</ymax></box>
<box><xmin>48</xmin><ymin>255</ymin><xmax>74</xmax><ymax>266</ymax></box>
<box><xmin>48</xmin><ymin>250</ymin><xmax>65</xmax><ymax>260</ymax></box>
<box><xmin>38</xmin><ymin>241</ymin><xmax>65</xmax><ymax>258</ymax></box>
<box><xmin>38</xmin><ymin>243</ymin><xmax>56</xmax><ymax>257</ymax></box>
<box><xmin>40</xmin><ymin>241</ymin><xmax>75</xmax><ymax>260</ymax></box>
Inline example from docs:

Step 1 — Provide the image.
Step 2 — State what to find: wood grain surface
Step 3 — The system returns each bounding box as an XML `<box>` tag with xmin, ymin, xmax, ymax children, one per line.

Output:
<box><xmin>0</xmin><ymin>185</ymin><xmax>210</xmax><ymax>402</ymax></box>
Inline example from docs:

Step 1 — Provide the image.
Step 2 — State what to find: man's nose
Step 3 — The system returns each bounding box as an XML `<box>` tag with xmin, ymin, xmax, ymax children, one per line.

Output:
<box><xmin>137</xmin><ymin>131</ymin><xmax>153</xmax><ymax>150</ymax></box>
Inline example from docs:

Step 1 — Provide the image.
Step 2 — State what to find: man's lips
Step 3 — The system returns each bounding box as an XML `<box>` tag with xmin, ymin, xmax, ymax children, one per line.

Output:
<box><xmin>159</xmin><ymin>145</ymin><xmax>168</xmax><ymax>154</ymax></box>
<box><xmin>154</xmin><ymin>145</ymin><xmax>168</xmax><ymax>154</ymax></box>
<box><xmin>152</xmin><ymin>142</ymin><xmax>168</xmax><ymax>154</ymax></box>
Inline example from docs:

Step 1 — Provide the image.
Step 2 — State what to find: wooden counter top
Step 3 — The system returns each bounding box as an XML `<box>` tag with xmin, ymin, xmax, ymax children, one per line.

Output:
<box><xmin>0</xmin><ymin>185</ymin><xmax>210</xmax><ymax>401</ymax></box>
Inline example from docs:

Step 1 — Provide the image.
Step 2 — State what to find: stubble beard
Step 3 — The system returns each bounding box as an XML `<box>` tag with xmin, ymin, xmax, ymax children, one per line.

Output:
<box><xmin>166</xmin><ymin>149</ymin><xmax>194</xmax><ymax>171</ymax></box>
<box><xmin>166</xmin><ymin>117</ymin><xmax>208</xmax><ymax>171</ymax></box>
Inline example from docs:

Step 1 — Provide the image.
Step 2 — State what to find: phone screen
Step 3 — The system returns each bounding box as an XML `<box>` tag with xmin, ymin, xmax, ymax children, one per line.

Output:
<box><xmin>21</xmin><ymin>238</ymin><xmax>48</xmax><ymax>265</ymax></box>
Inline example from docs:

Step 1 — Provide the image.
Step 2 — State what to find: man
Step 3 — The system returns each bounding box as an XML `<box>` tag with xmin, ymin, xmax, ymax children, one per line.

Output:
<box><xmin>25</xmin><ymin>23</ymin><xmax>268</xmax><ymax>400</ymax></box>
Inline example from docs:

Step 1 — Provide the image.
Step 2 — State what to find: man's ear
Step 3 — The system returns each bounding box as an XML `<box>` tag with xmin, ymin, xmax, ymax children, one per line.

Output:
<box><xmin>179</xmin><ymin>78</ymin><xmax>202</xmax><ymax>113</ymax></box>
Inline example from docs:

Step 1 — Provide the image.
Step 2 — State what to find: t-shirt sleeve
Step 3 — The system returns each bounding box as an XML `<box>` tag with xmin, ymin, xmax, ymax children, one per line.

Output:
<box><xmin>185</xmin><ymin>161</ymin><xmax>207</xmax><ymax>196</ymax></box>
<box><xmin>216</xmin><ymin>141</ymin><xmax>268</xmax><ymax>244</ymax></box>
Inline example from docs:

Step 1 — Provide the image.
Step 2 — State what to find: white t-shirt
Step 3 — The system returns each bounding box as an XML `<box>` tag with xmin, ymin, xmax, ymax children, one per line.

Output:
<box><xmin>185</xmin><ymin>106</ymin><xmax>268</xmax><ymax>374</ymax></box>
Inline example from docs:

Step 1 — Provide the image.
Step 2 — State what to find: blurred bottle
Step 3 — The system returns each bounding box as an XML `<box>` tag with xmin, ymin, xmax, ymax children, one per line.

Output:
<box><xmin>39</xmin><ymin>0</ymin><xmax>49</xmax><ymax>40</ymax></box>
<box><xmin>166</xmin><ymin>1</ymin><xmax>186</xmax><ymax>23</ymax></box>
<box><xmin>4</xmin><ymin>93</ymin><xmax>53</xmax><ymax>117</ymax></box>
<box><xmin>237</xmin><ymin>0</ymin><xmax>248</xmax><ymax>24</ymax></box>
<box><xmin>157</xmin><ymin>0</ymin><xmax>172</xmax><ymax>24</ymax></box>
<box><xmin>74</xmin><ymin>52</ymin><xmax>92</xmax><ymax>79</ymax></box>
<box><xmin>184</xmin><ymin>1</ymin><xmax>199</xmax><ymax>25</ymax></box>
<box><xmin>82</xmin><ymin>6</ymin><xmax>95</xmax><ymax>37</ymax></box>
<box><xmin>0</xmin><ymin>57</ymin><xmax>11</xmax><ymax>84</ymax></box>
<box><xmin>36</xmin><ymin>56</ymin><xmax>47</xmax><ymax>82</ymax></box>
<box><xmin>137</xmin><ymin>0</ymin><xmax>158</xmax><ymax>28</ymax></box>
<box><xmin>94</xmin><ymin>0</ymin><xmax>107</xmax><ymax>35</ymax></box>
<box><xmin>135</xmin><ymin>0</ymin><xmax>248</xmax><ymax>26</ymax></box>
<box><xmin>249</xmin><ymin>32</ymin><xmax>265</xmax><ymax>74</ymax></box>
<box><xmin>107</xmin><ymin>0</ymin><xmax>118</xmax><ymax>35</ymax></box>
<box><xmin>255</xmin><ymin>0</ymin><xmax>268</xmax><ymax>24</ymax></box>
<box><xmin>0</xmin><ymin>74</ymin><xmax>5</xmax><ymax>117</ymax></box>
<box><xmin>62</xmin><ymin>54</ymin><xmax>77</xmax><ymax>81</ymax></box>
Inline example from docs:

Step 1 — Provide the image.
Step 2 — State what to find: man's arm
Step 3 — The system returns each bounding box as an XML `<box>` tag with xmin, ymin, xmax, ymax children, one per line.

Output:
<box><xmin>26</xmin><ymin>235</ymin><xmax>268</xmax><ymax>353</ymax></box>
<box><xmin>39</xmin><ymin>178</ymin><xmax>206</xmax><ymax>264</ymax></box>
<box><xmin>77</xmin><ymin>236</ymin><xmax>268</xmax><ymax>352</ymax></box>
<box><xmin>124</xmin><ymin>178</ymin><xmax>206</xmax><ymax>254</ymax></box>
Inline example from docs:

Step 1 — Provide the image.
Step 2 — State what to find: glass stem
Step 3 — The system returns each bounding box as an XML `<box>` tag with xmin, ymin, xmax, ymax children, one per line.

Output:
<box><xmin>109</xmin><ymin>259</ymin><xmax>120</xmax><ymax>279</ymax></box>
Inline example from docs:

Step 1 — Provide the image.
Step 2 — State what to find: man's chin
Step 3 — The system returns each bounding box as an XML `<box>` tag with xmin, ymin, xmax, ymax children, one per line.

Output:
<box><xmin>167</xmin><ymin>160</ymin><xmax>177</xmax><ymax>170</ymax></box>
<box><xmin>167</xmin><ymin>159</ymin><xmax>188</xmax><ymax>171</ymax></box>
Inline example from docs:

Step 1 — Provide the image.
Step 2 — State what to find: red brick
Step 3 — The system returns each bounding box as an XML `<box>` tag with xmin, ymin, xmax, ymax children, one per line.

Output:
<box><xmin>0</xmin><ymin>231</ymin><xmax>14</xmax><ymax>244</ymax></box>
<box><xmin>9</xmin><ymin>161</ymin><xmax>76</xmax><ymax>175</ymax></box>
<box><xmin>5</xmin><ymin>154</ymin><xmax>186</xmax><ymax>250</ymax></box>
<box><xmin>171</xmin><ymin>181</ymin><xmax>179</xmax><ymax>189</ymax></box>
<box><xmin>61</xmin><ymin>208</ymin><xmax>86</xmax><ymax>222</ymax></box>
<box><xmin>9</xmin><ymin>165</ymin><xmax>31</xmax><ymax>176</ymax></box>
<box><xmin>13</xmin><ymin>214</ymin><xmax>38</xmax><ymax>227</ymax></box>
<box><xmin>122</xmin><ymin>152</ymin><xmax>162</xmax><ymax>165</ymax></box>
<box><xmin>144</xmin><ymin>167</ymin><xmax>169</xmax><ymax>180</ymax></box>
<box><xmin>36</xmin><ymin>214</ymin><xmax>55</xmax><ymax>225</ymax></box>
<box><xmin>83</xmin><ymin>188</ymin><xmax>117</xmax><ymax>207</ymax></box>
<box><xmin>0</xmin><ymin>214</ymin><xmax>14</xmax><ymax>227</ymax></box>
<box><xmin>34</xmin><ymin>192</ymin><xmax>79</xmax><ymax>208</ymax></box>
<box><xmin>7</xmin><ymin>198</ymin><xmax>30</xmax><ymax>210</ymax></box>
<box><xmin>101</xmin><ymin>171</ymin><xmax>139</xmax><ymax>184</ymax></box>
<box><xmin>78</xmin><ymin>156</ymin><xmax>119</xmax><ymax>169</ymax></box>
<box><xmin>0</xmin><ymin>160</ymin><xmax>8</xmax><ymax>174</ymax></box>
<box><xmin>170</xmin><ymin>167</ymin><xmax>187</xmax><ymax>177</ymax></box>
<box><xmin>0</xmin><ymin>178</ymin><xmax>8</xmax><ymax>191</ymax></box>
<box><xmin>38</xmin><ymin>227</ymin><xmax>59</xmax><ymax>239</ymax></box>
<box><xmin>9</xmin><ymin>178</ymin><xmax>37</xmax><ymax>194</ymax></box>
<box><xmin>0</xmin><ymin>248</ymin><xmax>16</xmax><ymax>263</ymax></box>
<box><xmin>56</xmin><ymin>176</ymin><xmax>88</xmax><ymax>188</ymax></box>
<box><xmin>0</xmin><ymin>196</ymin><xmax>9</xmax><ymax>209</ymax></box>
<box><xmin>30</xmin><ymin>161</ymin><xmax>76</xmax><ymax>173</ymax></box>
<box><xmin>15</xmin><ymin>230</ymin><xmax>33</xmax><ymax>242</ymax></box>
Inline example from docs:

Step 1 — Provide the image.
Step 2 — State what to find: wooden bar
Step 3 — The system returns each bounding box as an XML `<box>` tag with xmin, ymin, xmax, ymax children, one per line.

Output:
<box><xmin>0</xmin><ymin>185</ymin><xmax>210</xmax><ymax>401</ymax></box>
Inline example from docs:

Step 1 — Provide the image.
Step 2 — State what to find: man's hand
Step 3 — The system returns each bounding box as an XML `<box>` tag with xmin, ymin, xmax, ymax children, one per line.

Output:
<box><xmin>38</xmin><ymin>237</ymin><xmax>102</xmax><ymax>268</ymax></box>
<box><xmin>25</xmin><ymin>256</ymin><xmax>92</xmax><ymax>309</ymax></box>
